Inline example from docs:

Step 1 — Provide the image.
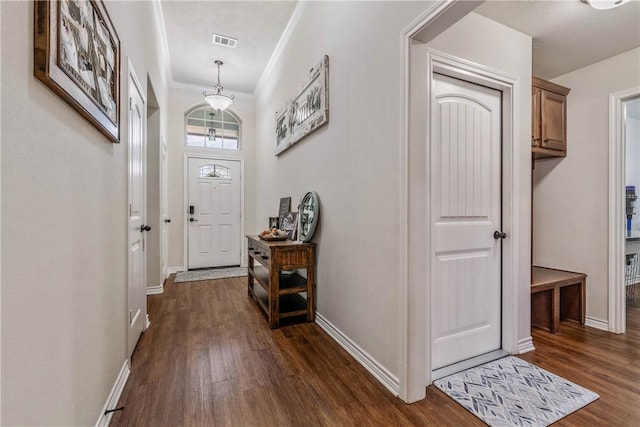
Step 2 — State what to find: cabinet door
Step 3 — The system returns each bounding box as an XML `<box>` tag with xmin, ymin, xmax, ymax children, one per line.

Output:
<box><xmin>531</xmin><ymin>86</ymin><xmax>541</xmax><ymax>147</ymax></box>
<box><xmin>540</xmin><ymin>90</ymin><xmax>566</xmax><ymax>152</ymax></box>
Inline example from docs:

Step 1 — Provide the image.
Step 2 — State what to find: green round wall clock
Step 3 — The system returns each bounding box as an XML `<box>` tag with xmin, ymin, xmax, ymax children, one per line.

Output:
<box><xmin>299</xmin><ymin>191</ymin><xmax>319</xmax><ymax>243</ymax></box>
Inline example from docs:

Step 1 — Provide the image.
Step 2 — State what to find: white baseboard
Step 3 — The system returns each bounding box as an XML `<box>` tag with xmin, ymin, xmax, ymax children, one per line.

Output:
<box><xmin>146</xmin><ymin>281</ymin><xmax>164</xmax><ymax>295</ymax></box>
<box><xmin>585</xmin><ymin>316</ymin><xmax>609</xmax><ymax>331</ymax></box>
<box><xmin>315</xmin><ymin>312</ymin><xmax>399</xmax><ymax>396</ymax></box>
<box><xmin>517</xmin><ymin>336</ymin><xmax>535</xmax><ymax>354</ymax></box>
<box><xmin>95</xmin><ymin>359</ymin><xmax>130</xmax><ymax>427</ymax></box>
<box><xmin>167</xmin><ymin>266</ymin><xmax>185</xmax><ymax>275</ymax></box>
<box><xmin>145</xmin><ymin>314</ymin><xmax>151</xmax><ymax>330</ymax></box>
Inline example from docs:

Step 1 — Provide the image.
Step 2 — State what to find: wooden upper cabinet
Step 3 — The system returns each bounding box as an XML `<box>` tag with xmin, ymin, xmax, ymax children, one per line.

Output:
<box><xmin>531</xmin><ymin>86</ymin><xmax>541</xmax><ymax>148</ymax></box>
<box><xmin>532</xmin><ymin>77</ymin><xmax>570</xmax><ymax>160</ymax></box>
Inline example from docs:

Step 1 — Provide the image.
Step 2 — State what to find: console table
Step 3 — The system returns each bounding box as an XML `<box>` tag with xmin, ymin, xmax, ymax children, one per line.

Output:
<box><xmin>246</xmin><ymin>235</ymin><xmax>315</xmax><ymax>329</ymax></box>
<box><xmin>531</xmin><ymin>266</ymin><xmax>586</xmax><ymax>333</ymax></box>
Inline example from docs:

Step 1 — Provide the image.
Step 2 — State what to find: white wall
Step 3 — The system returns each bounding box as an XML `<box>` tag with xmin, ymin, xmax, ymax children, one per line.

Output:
<box><xmin>254</xmin><ymin>0</ymin><xmax>432</xmax><ymax>377</ymax></box>
<box><xmin>1</xmin><ymin>1</ymin><xmax>169</xmax><ymax>424</ymax></box>
<box><xmin>534</xmin><ymin>48</ymin><xmax>640</xmax><ymax>322</ymax></box>
<box><xmin>166</xmin><ymin>88</ymin><xmax>256</xmax><ymax>270</ymax></box>
<box><xmin>626</xmin><ymin>116</ymin><xmax>640</xmax><ymax>230</ymax></box>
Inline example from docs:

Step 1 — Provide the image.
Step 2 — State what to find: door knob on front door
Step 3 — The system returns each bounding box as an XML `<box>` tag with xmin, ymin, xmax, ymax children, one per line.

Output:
<box><xmin>189</xmin><ymin>217</ymin><xmax>198</xmax><ymax>222</ymax></box>
<box><xmin>493</xmin><ymin>231</ymin><xmax>507</xmax><ymax>240</ymax></box>
<box><xmin>140</xmin><ymin>225</ymin><xmax>151</xmax><ymax>232</ymax></box>
<box><xmin>164</xmin><ymin>219</ymin><xmax>171</xmax><ymax>223</ymax></box>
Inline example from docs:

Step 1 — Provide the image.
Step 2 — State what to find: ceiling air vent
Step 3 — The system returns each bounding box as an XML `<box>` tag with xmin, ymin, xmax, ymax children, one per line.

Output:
<box><xmin>212</xmin><ymin>34</ymin><xmax>237</xmax><ymax>48</ymax></box>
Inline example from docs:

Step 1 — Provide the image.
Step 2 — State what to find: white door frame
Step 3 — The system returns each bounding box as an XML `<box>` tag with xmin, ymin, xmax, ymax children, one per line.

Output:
<box><xmin>608</xmin><ymin>86</ymin><xmax>640</xmax><ymax>334</ymax></box>
<box><xmin>399</xmin><ymin>0</ymin><xmax>525</xmax><ymax>403</ymax></box>
<box><xmin>426</xmin><ymin>49</ymin><xmax>519</xmax><ymax>381</ymax></box>
<box><xmin>428</xmin><ymin>63</ymin><xmax>507</xmax><ymax>378</ymax></box>
<box><xmin>183</xmin><ymin>154</ymin><xmax>245</xmax><ymax>269</ymax></box>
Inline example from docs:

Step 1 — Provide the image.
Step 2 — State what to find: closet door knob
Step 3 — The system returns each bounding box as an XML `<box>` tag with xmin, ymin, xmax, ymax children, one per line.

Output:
<box><xmin>493</xmin><ymin>231</ymin><xmax>507</xmax><ymax>240</ymax></box>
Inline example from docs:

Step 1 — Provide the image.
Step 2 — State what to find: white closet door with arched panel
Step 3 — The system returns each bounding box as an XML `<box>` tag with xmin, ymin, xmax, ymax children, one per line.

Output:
<box><xmin>431</xmin><ymin>73</ymin><xmax>503</xmax><ymax>371</ymax></box>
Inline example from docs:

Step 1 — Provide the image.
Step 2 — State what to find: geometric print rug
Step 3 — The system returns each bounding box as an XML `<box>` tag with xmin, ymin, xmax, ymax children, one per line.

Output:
<box><xmin>434</xmin><ymin>356</ymin><xmax>599</xmax><ymax>427</ymax></box>
<box><xmin>174</xmin><ymin>266</ymin><xmax>247</xmax><ymax>283</ymax></box>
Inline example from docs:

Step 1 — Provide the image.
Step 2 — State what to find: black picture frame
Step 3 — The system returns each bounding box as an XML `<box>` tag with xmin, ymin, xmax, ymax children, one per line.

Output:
<box><xmin>269</xmin><ymin>217</ymin><xmax>279</xmax><ymax>229</ymax></box>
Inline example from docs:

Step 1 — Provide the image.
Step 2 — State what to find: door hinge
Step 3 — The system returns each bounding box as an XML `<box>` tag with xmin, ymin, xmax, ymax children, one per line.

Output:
<box><xmin>129</xmin><ymin>310</ymin><xmax>133</xmax><ymax>324</ymax></box>
<box><xmin>129</xmin><ymin>203</ymin><xmax>132</xmax><ymax>217</ymax></box>
<box><xmin>129</xmin><ymin>97</ymin><xmax>134</xmax><ymax>110</ymax></box>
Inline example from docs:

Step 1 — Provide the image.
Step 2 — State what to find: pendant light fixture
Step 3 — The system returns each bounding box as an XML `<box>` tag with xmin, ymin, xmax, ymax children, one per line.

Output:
<box><xmin>207</xmin><ymin>112</ymin><xmax>216</xmax><ymax>142</ymax></box>
<box><xmin>581</xmin><ymin>0</ymin><xmax>630</xmax><ymax>9</ymax></box>
<box><xmin>203</xmin><ymin>60</ymin><xmax>234</xmax><ymax>111</ymax></box>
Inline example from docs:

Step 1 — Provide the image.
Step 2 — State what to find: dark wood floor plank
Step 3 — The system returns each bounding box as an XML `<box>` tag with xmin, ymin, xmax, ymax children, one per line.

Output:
<box><xmin>111</xmin><ymin>275</ymin><xmax>640</xmax><ymax>426</ymax></box>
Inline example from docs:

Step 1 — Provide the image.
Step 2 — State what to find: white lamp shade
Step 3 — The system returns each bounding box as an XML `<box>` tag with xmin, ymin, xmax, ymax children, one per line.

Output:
<box><xmin>204</xmin><ymin>93</ymin><xmax>234</xmax><ymax>111</ymax></box>
<box><xmin>585</xmin><ymin>0</ymin><xmax>630</xmax><ymax>9</ymax></box>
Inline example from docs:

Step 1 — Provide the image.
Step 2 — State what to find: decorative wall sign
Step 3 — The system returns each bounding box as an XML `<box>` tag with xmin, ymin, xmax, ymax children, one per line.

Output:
<box><xmin>34</xmin><ymin>0</ymin><xmax>121</xmax><ymax>143</ymax></box>
<box><xmin>275</xmin><ymin>55</ymin><xmax>329</xmax><ymax>156</ymax></box>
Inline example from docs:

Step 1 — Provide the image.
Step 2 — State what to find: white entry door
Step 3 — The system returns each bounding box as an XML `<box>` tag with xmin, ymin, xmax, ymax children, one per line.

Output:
<box><xmin>431</xmin><ymin>73</ymin><xmax>503</xmax><ymax>370</ymax></box>
<box><xmin>128</xmin><ymin>66</ymin><xmax>147</xmax><ymax>357</ymax></box>
<box><xmin>187</xmin><ymin>157</ymin><xmax>241</xmax><ymax>269</ymax></box>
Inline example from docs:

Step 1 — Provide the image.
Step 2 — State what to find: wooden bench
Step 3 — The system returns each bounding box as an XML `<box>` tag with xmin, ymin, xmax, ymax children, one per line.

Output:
<box><xmin>531</xmin><ymin>266</ymin><xmax>586</xmax><ymax>333</ymax></box>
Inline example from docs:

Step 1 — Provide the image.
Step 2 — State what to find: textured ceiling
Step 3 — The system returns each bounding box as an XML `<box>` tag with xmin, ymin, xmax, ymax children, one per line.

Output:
<box><xmin>475</xmin><ymin>0</ymin><xmax>640</xmax><ymax>80</ymax></box>
<box><xmin>159</xmin><ymin>1</ymin><xmax>640</xmax><ymax>94</ymax></box>
<box><xmin>160</xmin><ymin>1</ymin><xmax>297</xmax><ymax>94</ymax></box>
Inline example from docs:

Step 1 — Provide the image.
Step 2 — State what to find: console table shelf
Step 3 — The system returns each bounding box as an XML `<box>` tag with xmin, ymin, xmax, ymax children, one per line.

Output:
<box><xmin>249</xmin><ymin>266</ymin><xmax>308</xmax><ymax>295</ymax></box>
<box><xmin>246</xmin><ymin>235</ymin><xmax>315</xmax><ymax>328</ymax></box>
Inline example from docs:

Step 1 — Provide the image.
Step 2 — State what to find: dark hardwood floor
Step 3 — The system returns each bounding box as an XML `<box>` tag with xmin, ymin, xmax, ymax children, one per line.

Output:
<box><xmin>111</xmin><ymin>277</ymin><xmax>640</xmax><ymax>426</ymax></box>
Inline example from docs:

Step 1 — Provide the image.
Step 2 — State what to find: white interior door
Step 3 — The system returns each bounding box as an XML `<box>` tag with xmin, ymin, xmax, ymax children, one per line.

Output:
<box><xmin>431</xmin><ymin>73</ymin><xmax>503</xmax><ymax>370</ymax></box>
<box><xmin>187</xmin><ymin>157</ymin><xmax>241</xmax><ymax>269</ymax></box>
<box><xmin>161</xmin><ymin>140</ymin><xmax>168</xmax><ymax>277</ymax></box>
<box><xmin>128</xmin><ymin>66</ymin><xmax>147</xmax><ymax>357</ymax></box>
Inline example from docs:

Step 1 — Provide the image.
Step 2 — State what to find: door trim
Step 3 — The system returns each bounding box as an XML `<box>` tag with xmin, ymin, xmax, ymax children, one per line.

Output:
<box><xmin>608</xmin><ymin>86</ymin><xmax>640</xmax><ymax>334</ymax></box>
<box><xmin>400</xmin><ymin>39</ymin><xmax>523</xmax><ymax>402</ymax></box>
<box><xmin>183</xmin><ymin>154</ymin><xmax>245</xmax><ymax>270</ymax></box>
<box><xmin>426</xmin><ymin>50</ymin><xmax>518</xmax><ymax>377</ymax></box>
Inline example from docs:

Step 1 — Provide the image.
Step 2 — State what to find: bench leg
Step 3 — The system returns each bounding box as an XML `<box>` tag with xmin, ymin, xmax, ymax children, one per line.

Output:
<box><xmin>551</xmin><ymin>286</ymin><xmax>560</xmax><ymax>333</ymax></box>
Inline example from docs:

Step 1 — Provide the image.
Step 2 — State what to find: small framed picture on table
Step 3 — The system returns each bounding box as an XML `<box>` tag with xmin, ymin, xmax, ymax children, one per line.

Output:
<box><xmin>280</xmin><ymin>212</ymin><xmax>298</xmax><ymax>240</ymax></box>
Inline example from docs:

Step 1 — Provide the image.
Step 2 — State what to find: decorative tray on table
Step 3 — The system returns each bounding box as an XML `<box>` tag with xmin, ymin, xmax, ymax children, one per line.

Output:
<box><xmin>258</xmin><ymin>235</ymin><xmax>288</xmax><ymax>241</ymax></box>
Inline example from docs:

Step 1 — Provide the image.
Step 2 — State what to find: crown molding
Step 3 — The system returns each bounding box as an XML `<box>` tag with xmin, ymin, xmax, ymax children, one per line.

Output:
<box><xmin>170</xmin><ymin>81</ymin><xmax>254</xmax><ymax>100</ymax></box>
<box><xmin>151</xmin><ymin>0</ymin><xmax>173</xmax><ymax>84</ymax></box>
<box><xmin>253</xmin><ymin>0</ymin><xmax>309</xmax><ymax>98</ymax></box>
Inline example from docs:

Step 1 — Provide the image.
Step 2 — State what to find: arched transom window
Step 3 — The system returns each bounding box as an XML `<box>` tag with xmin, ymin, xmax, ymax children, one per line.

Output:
<box><xmin>186</xmin><ymin>106</ymin><xmax>240</xmax><ymax>150</ymax></box>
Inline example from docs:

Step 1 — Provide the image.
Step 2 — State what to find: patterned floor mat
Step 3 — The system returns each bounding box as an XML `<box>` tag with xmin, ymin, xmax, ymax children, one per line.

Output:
<box><xmin>174</xmin><ymin>266</ymin><xmax>247</xmax><ymax>283</ymax></box>
<box><xmin>434</xmin><ymin>356</ymin><xmax>598</xmax><ymax>427</ymax></box>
